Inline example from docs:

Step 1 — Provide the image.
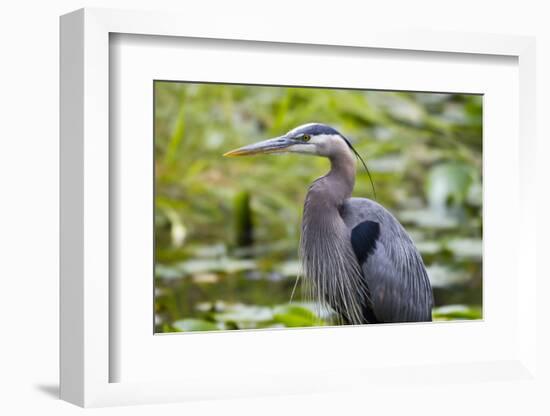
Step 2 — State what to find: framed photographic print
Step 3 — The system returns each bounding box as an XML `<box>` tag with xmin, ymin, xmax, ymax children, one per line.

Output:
<box><xmin>60</xmin><ymin>8</ymin><xmax>538</xmax><ymax>408</ymax></box>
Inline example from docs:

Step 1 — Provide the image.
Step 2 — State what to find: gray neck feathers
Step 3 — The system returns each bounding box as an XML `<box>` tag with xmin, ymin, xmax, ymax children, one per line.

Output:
<box><xmin>299</xmin><ymin>148</ymin><xmax>369</xmax><ymax>324</ymax></box>
<box><xmin>327</xmin><ymin>150</ymin><xmax>357</xmax><ymax>202</ymax></box>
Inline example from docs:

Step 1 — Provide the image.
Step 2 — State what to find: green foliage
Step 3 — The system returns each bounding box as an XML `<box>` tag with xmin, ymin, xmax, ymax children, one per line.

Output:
<box><xmin>167</xmin><ymin>303</ymin><xmax>328</xmax><ymax>332</ymax></box>
<box><xmin>272</xmin><ymin>305</ymin><xmax>324</xmax><ymax>327</ymax></box>
<box><xmin>154</xmin><ymin>81</ymin><xmax>483</xmax><ymax>332</ymax></box>
<box><xmin>233</xmin><ymin>190</ymin><xmax>254</xmax><ymax>247</ymax></box>
<box><xmin>426</xmin><ymin>162</ymin><xmax>480</xmax><ymax>210</ymax></box>
<box><xmin>432</xmin><ymin>305</ymin><xmax>483</xmax><ymax>320</ymax></box>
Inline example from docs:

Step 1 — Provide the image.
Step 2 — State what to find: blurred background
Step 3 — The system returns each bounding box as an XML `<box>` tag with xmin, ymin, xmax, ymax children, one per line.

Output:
<box><xmin>154</xmin><ymin>81</ymin><xmax>483</xmax><ymax>333</ymax></box>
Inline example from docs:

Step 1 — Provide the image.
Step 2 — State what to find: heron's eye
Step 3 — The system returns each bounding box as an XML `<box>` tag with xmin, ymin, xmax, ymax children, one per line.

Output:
<box><xmin>302</xmin><ymin>134</ymin><xmax>311</xmax><ymax>142</ymax></box>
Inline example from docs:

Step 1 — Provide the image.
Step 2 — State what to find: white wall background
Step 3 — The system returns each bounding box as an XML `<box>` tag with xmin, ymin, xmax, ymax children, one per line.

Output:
<box><xmin>1</xmin><ymin>1</ymin><xmax>548</xmax><ymax>414</ymax></box>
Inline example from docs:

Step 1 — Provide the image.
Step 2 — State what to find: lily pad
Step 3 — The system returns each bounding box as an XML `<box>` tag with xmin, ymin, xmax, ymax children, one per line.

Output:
<box><xmin>214</xmin><ymin>304</ymin><xmax>274</xmax><ymax>325</ymax></box>
<box><xmin>273</xmin><ymin>304</ymin><xmax>323</xmax><ymax>327</ymax></box>
<box><xmin>276</xmin><ymin>260</ymin><xmax>302</xmax><ymax>277</ymax></box>
<box><xmin>446</xmin><ymin>238</ymin><xmax>482</xmax><ymax>260</ymax></box>
<box><xmin>426</xmin><ymin>264</ymin><xmax>470</xmax><ymax>288</ymax></box>
<box><xmin>173</xmin><ymin>318</ymin><xmax>220</xmax><ymax>332</ymax></box>
<box><xmin>155</xmin><ymin>264</ymin><xmax>182</xmax><ymax>280</ymax></box>
<box><xmin>432</xmin><ymin>304</ymin><xmax>482</xmax><ymax>320</ymax></box>
<box><xmin>176</xmin><ymin>258</ymin><xmax>257</xmax><ymax>275</ymax></box>
<box><xmin>399</xmin><ymin>209</ymin><xmax>459</xmax><ymax>229</ymax></box>
<box><xmin>415</xmin><ymin>240</ymin><xmax>442</xmax><ymax>255</ymax></box>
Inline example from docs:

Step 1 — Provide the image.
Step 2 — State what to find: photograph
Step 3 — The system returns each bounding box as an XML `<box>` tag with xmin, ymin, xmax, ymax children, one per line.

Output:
<box><xmin>154</xmin><ymin>81</ymin><xmax>483</xmax><ymax>333</ymax></box>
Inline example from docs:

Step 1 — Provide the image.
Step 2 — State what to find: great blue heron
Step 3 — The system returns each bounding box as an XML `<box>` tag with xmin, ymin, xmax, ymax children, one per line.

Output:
<box><xmin>224</xmin><ymin>123</ymin><xmax>433</xmax><ymax>324</ymax></box>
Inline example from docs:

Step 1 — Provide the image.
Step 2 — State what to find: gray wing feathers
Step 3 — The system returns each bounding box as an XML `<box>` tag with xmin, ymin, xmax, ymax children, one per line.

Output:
<box><xmin>364</xmin><ymin>242</ymin><xmax>433</xmax><ymax>322</ymax></box>
<box><xmin>342</xmin><ymin>198</ymin><xmax>433</xmax><ymax>323</ymax></box>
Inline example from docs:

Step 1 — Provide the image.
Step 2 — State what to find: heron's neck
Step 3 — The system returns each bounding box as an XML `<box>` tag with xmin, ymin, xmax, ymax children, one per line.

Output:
<box><xmin>304</xmin><ymin>149</ymin><xmax>356</xmax><ymax>218</ymax></box>
<box><xmin>327</xmin><ymin>150</ymin><xmax>356</xmax><ymax>202</ymax></box>
<box><xmin>306</xmin><ymin>149</ymin><xmax>356</xmax><ymax>211</ymax></box>
<box><xmin>300</xmin><ymin>149</ymin><xmax>367</xmax><ymax>324</ymax></box>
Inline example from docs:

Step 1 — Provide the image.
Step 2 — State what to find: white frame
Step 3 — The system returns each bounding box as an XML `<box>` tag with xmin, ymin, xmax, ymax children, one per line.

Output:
<box><xmin>60</xmin><ymin>8</ymin><xmax>537</xmax><ymax>407</ymax></box>
<box><xmin>112</xmin><ymin>33</ymin><xmax>519</xmax><ymax>384</ymax></box>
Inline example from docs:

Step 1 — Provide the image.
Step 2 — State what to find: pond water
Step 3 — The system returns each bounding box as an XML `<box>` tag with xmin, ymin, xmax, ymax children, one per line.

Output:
<box><xmin>155</xmin><ymin>238</ymin><xmax>482</xmax><ymax>332</ymax></box>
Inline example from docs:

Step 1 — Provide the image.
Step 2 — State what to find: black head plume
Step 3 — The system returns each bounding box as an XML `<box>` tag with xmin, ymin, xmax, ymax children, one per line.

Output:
<box><xmin>342</xmin><ymin>136</ymin><xmax>377</xmax><ymax>200</ymax></box>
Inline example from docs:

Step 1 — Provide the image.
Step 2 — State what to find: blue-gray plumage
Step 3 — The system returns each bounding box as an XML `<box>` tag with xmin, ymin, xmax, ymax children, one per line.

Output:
<box><xmin>224</xmin><ymin>123</ymin><xmax>433</xmax><ymax>324</ymax></box>
<box><xmin>342</xmin><ymin>199</ymin><xmax>433</xmax><ymax>323</ymax></box>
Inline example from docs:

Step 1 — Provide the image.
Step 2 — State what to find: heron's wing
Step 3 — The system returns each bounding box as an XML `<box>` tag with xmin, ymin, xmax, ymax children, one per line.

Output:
<box><xmin>364</xmin><ymin>240</ymin><xmax>431</xmax><ymax>322</ymax></box>
<box><xmin>344</xmin><ymin>198</ymin><xmax>433</xmax><ymax>323</ymax></box>
<box><xmin>350</xmin><ymin>220</ymin><xmax>380</xmax><ymax>265</ymax></box>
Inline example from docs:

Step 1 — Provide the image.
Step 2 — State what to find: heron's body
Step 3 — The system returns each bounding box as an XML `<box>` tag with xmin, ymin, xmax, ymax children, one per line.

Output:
<box><xmin>341</xmin><ymin>198</ymin><xmax>432</xmax><ymax>322</ymax></box>
<box><xmin>225</xmin><ymin>122</ymin><xmax>433</xmax><ymax>324</ymax></box>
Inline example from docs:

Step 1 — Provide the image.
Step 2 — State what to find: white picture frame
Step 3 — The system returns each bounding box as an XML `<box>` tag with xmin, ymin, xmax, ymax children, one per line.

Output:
<box><xmin>60</xmin><ymin>8</ymin><xmax>537</xmax><ymax>407</ymax></box>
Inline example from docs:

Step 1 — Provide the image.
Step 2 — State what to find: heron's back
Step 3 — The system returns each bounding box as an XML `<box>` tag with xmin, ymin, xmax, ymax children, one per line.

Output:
<box><xmin>340</xmin><ymin>197</ymin><xmax>433</xmax><ymax>322</ymax></box>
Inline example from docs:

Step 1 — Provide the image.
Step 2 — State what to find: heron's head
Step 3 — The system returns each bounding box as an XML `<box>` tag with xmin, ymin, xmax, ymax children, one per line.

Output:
<box><xmin>224</xmin><ymin>122</ymin><xmax>377</xmax><ymax>198</ymax></box>
<box><xmin>223</xmin><ymin>123</ymin><xmax>353</xmax><ymax>158</ymax></box>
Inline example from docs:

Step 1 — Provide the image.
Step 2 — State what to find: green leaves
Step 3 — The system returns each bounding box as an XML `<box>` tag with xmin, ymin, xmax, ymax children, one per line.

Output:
<box><xmin>169</xmin><ymin>302</ymin><xmax>484</xmax><ymax>333</ymax></box>
<box><xmin>233</xmin><ymin>190</ymin><xmax>254</xmax><ymax>248</ymax></box>
<box><xmin>426</xmin><ymin>162</ymin><xmax>480</xmax><ymax>212</ymax></box>
<box><xmin>272</xmin><ymin>305</ymin><xmax>323</xmax><ymax>327</ymax></box>
<box><xmin>171</xmin><ymin>304</ymin><xmax>326</xmax><ymax>332</ymax></box>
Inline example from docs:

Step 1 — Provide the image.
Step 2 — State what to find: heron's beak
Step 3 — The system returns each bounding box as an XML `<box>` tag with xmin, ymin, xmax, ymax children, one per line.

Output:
<box><xmin>223</xmin><ymin>136</ymin><xmax>295</xmax><ymax>157</ymax></box>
